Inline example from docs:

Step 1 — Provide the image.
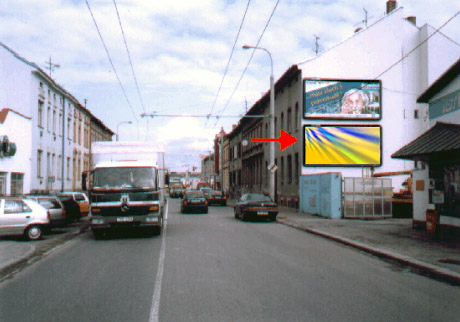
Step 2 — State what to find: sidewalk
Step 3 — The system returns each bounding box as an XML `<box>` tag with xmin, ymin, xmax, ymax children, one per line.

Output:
<box><xmin>229</xmin><ymin>200</ymin><xmax>460</xmax><ymax>285</ymax></box>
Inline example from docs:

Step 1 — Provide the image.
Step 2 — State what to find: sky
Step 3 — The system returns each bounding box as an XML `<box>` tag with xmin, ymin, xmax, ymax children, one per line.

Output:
<box><xmin>1</xmin><ymin>0</ymin><xmax>459</xmax><ymax>172</ymax></box>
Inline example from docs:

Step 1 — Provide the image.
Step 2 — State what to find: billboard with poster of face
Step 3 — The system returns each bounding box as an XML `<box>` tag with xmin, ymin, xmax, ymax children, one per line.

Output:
<box><xmin>304</xmin><ymin>79</ymin><xmax>381</xmax><ymax>119</ymax></box>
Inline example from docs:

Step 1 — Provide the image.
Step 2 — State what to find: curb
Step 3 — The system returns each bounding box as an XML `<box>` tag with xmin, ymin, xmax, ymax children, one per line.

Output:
<box><xmin>0</xmin><ymin>243</ymin><xmax>36</xmax><ymax>272</ymax></box>
<box><xmin>277</xmin><ymin>218</ymin><xmax>460</xmax><ymax>286</ymax></box>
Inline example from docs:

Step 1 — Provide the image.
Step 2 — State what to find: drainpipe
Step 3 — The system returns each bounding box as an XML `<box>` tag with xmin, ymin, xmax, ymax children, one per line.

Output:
<box><xmin>61</xmin><ymin>96</ymin><xmax>66</xmax><ymax>192</ymax></box>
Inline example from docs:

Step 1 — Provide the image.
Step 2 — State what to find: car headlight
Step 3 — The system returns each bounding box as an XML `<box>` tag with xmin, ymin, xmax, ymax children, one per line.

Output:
<box><xmin>145</xmin><ymin>217</ymin><xmax>159</xmax><ymax>223</ymax></box>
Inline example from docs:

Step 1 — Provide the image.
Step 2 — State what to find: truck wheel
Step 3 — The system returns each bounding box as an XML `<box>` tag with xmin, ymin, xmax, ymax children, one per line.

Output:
<box><xmin>25</xmin><ymin>225</ymin><xmax>43</xmax><ymax>241</ymax></box>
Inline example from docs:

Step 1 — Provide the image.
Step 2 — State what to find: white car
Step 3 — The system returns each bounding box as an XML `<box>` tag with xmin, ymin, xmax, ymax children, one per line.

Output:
<box><xmin>0</xmin><ymin>197</ymin><xmax>50</xmax><ymax>240</ymax></box>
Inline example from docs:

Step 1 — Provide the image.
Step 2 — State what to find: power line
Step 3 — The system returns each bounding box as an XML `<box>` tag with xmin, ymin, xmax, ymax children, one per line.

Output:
<box><xmin>212</xmin><ymin>0</ymin><xmax>280</xmax><ymax>130</ymax></box>
<box><xmin>112</xmin><ymin>0</ymin><xmax>146</xmax><ymax>114</ymax></box>
<box><xmin>85</xmin><ymin>0</ymin><xmax>139</xmax><ymax>126</ymax></box>
<box><xmin>204</xmin><ymin>0</ymin><xmax>252</xmax><ymax>129</ymax></box>
<box><xmin>375</xmin><ymin>9</ymin><xmax>460</xmax><ymax>80</ymax></box>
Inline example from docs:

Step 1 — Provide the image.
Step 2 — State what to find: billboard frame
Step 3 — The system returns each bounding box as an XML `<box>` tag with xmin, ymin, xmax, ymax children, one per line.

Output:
<box><xmin>303</xmin><ymin>124</ymin><xmax>382</xmax><ymax>167</ymax></box>
<box><xmin>303</xmin><ymin>78</ymin><xmax>382</xmax><ymax>120</ymax></box>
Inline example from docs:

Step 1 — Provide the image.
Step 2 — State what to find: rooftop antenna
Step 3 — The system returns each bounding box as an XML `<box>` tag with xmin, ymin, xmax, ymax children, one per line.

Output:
<box><xmin>44</xmin><ymin>56</ymin><xmax>60</xmax><ymax>78</ymax></box>
<box><xmin>354</xmin><ymin>8</ymin><xmax>373</xmax><ymax>30</ymax></box>
<box><xmin>314</xmin><ymin>35</ymin><xmax>320</xmax><ymax>55</ymax></box>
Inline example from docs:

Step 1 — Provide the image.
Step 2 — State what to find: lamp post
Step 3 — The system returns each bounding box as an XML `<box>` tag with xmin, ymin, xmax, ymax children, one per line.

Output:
<box><xmin>116</xmin><ymin>121</ymin><xmax>132</xmax><ymax>141</ymax></box>
<box><xmin>242</xmin><ymin>45</ymin><xmax>275</xmax><ymax>202</ymax></box>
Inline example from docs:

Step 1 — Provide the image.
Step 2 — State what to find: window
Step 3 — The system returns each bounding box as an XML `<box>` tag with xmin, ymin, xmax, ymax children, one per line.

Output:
<box><xmin>58</xmin><ymin>155</ymin><xmax>62</xmax><ymax>180</ymax></box>
<box><xmin>295</xmin><ymin>102</ymin><xmax>299</xmax><ymax>130</ymax></box>
<box><xmin>0</xmin><ymin>172</ymin><xmax>7</xmax><ymax>195</ymax></box>
<box><xmin>281</xmin><ymin>157</ymin><xmax>284</xmax><ymax>185</ymax></box>
<box><xmin>47</xmin><ymin>152</ymin><xmax>51</xmax><ymax>178</ymax></box>
<box><xmin>4</xmin><ymin>200</ymin><xmax>31</xmax><ymax>214</ymax></box>
<box><xmin>78</xmin><ymin>122</ymin><xmax>81</xmax><ymax>145</ymax></box>
<box><xmin>287</xmin><ymin>108</ymin><xmax>292</xmax><ymax>132</ymax></box>
<box><xmin>37</xmin><ymin>150</ymin><xmax>43</xmax><ymax>177</ymax></box>
<box><xmin>47</xmin><ymin>106</ymin><xmax>51</xmax><ymax>132</ymax></box>
<box><xmin>73</xmin><ymin>119</ymin><xmax>77</xmax><ymax>142</ymax></box>
<box><xmin>59</xmin><ymin>113</ymin><xmax>63</xmax><ymax>136</ymax></box>
<box><xmin>295</xmin><ymin>153</ymin><xmax>299</xmax><ymax>183</ymax></box>
<box><xmin>52</xmin><ymin>154</ymin><xmax>56</xmax><ymax>178</ymax></box>
<box><xmin>414</xmin><ymin>110</ymin><xmax>419</xmax><ymax>119</ymax></box>
<box><xmin>67</xmin><ymin>157</ymin><xmax>71</xmax><ymax>180</ymax></box>
<box><xmin>280</xmin><ymin>112</ymin><xmax>284</xmax><ymax>133</ymax></box>
<box><xmin>287</xmin><ymin>155</ymin><xmax>292</xmax><ymax>184</ymax></box>
<box><xmin>38</xmin><ymin>101</ymin><xmax>44</xmax><ymax>127</ymax></box>
<box><xmin>67</xmin><ymin>118</ymin><xmax>71</xmax><ymax>139</ymax></box>
<box><xmin>53</xmin><ymin>109</ymin><xmax>56</xmax><ymax>133</ymax></box>
<box><xmin>10</xmin><ymin>173</ymin><xmax>24</xmax><ymax>196</ymax></box>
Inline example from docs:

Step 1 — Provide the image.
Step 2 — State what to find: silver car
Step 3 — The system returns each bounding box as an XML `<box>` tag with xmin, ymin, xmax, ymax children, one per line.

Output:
<box><xmin>26</xmin><ymin>195</ymin><xmax>68</xmax><ymax>227</ymax></box>
<box><xmin>0</xmin><ymin>197</ymin><xmax>50</xmax><ymax>240</ymax></box>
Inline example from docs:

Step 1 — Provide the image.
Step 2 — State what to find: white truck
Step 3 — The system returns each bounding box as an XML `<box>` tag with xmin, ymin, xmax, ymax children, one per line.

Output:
<box><xmin>82</xmin><ymin>141</ymin><xmax>167</xmax><ymax>238</ymax></box>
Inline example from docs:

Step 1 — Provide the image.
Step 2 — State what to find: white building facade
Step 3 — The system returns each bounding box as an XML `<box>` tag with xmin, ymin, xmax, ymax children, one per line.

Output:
<box><xmin>0</xmin><ymin>41</ymin><xmax>113</xmax><ymax>195</ymax></box>
<box><xmin>299</xmin><ymin>4</ymin><xmax>460</xmax><ymax>190</ymax></box>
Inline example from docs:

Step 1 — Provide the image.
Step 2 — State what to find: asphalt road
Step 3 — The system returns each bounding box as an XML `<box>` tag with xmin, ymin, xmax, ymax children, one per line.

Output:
<box><xmin>0</xmin><ymin>198</ymin><xmax>459</xmax><ymax>322</ymax></box>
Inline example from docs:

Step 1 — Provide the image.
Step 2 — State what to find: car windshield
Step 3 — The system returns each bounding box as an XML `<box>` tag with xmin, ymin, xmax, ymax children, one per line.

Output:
<box><xmin>247</xmin><ymin>194</ymin><xmax>272</xmax><ymax>202</ymax></box>
<box><xmin>93</xmin><ymin>167</ymin><xmax>156</xmax><ymax>189</ymax></box>
<box><xmin>186</xmin><ymin>192</ymin><xmax>204</xmax><ymax>198</ymax></box>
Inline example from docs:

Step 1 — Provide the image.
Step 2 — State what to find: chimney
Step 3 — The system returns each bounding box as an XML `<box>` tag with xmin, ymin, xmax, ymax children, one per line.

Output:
<box><xmin>405</xmin><ymin>16</ymin><xmax>417</xmax><ymax>26</ymax></box>
<box><xmin>386</xmin><ymin>0</ymin><xmax>397</xmax><ymax>14</ymax></box>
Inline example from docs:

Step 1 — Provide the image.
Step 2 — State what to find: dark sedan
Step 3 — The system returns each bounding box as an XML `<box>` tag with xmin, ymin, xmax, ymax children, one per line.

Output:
<box><xmin>181</xmin><ymin>191</ymin><xmax>208</xmax><ymax>214</ymax></box>
<box><xmin>234</xmin><ymin>193</ymin><xmax>278</xmax><ymax>221</ymax></box>
<box><xmin>208</xmin><ymin>190</ymin><xmax>227</xmax><ymax>206</ymax></box>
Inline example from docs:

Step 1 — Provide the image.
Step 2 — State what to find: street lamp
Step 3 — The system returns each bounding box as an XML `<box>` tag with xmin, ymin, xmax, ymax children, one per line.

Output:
<box><xmin>116</xmin><ymin>121</ymin><xmax>132</xmax><ymax>141</ymax></box>
<box><xmin>242</xmin><ymin>44</ymin><xmax>275</xmax><ymax>202</ymax></box>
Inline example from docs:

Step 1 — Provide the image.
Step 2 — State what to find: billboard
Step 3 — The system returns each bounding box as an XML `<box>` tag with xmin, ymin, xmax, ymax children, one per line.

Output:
<box><xmin>304</xmin><ymin>125</ymin><xmax>381</xmax><ymax>167</ymax></box>
<box><xmin>304</xmin><ymin>79</ymin><xmax>381</xmax><ymax>119</ymax></box>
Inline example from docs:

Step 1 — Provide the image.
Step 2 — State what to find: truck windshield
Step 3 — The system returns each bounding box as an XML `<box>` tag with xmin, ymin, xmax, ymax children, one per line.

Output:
<box><xmin>93</xmin><ymin>167</ymin><xmax>156</xmax><ymax>189</ymax></box>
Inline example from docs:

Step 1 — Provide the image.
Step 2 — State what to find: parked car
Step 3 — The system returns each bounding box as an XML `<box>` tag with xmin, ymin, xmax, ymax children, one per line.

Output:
<box><xmin>181</xmin><ymin>191</ymin><xmax>208</xmax><ymax>214</ymax></box>
<box><xmin>208</xmin><ymin>190</ymin><xmax>227</xmax><ymax>206</ymax></box>
<box><xmin>25</xmin><ymin>195</ymin><xmax>68</xmax><ymax>227</ymax></box>
<box><xmin>56</xmin><ymin>194</ymin><xmax>81</xmax><ymax>222</ymax></box>
<box><xmin>0</xmin><ymin>197</ymin><xmax>50</xmax><ymax>240</ymax></box>
<box><xmin>199</xmin><ymin>187</ymin><xmax>212</xmax><ymax>200</ymax></box>
<box><xmin>234</xmin><ymin>193</ymin><xmax>278</xmax><ymax>221</ymax></box>
<box><xmin>59</xmin><ymin>191</ymin><xmax>89</xmax><ymax>217</ymax></box>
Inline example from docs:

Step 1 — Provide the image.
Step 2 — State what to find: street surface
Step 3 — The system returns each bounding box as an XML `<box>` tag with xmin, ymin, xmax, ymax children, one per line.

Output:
<box><xmin>1</xmin><ymin>198</ymin><xmax>459</xmax><ymax>322</ymax></box>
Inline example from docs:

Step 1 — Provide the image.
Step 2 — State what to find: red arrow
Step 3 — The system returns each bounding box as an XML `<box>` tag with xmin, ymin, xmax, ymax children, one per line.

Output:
<box><xmin>251</xmin><ymin>129</ymin><xmax>297</xmax><ymax>151</ymax></box>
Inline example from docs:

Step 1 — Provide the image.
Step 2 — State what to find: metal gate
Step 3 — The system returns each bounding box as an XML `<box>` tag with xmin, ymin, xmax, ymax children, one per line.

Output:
<box><xmin>343</xmin><ymin>177</ymin><xmax>392</xmax><ymax>218</ymax></box>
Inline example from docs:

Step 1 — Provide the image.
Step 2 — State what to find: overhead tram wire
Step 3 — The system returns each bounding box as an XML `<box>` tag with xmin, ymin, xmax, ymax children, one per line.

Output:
<box><xmin>212</xmin><ymin>0</ymin><xmax>280</xmax><ymax>130</ymax></box>
<box><xmin>374</xmin><ymin>9</ymin><xmax>460</xmax><ymax>80</ymax></box>
<box><xmin>113</xmin><ymin>0</ymin><xmax>149</xmax><ymax>139</ymax></box>
<box><xmin>204</xmin><ymin>0</ymin><xmax>252</xmax><ymax>129</ymax></box>
<box><xmin>113</xmin><ymin>0</ymin><xmax>146</xmax><ymax>114</ymax></box>
<box><xmin>85</xmin><ymin>0</ymin><xmax>140</xmax><ymax>138</ymax></box>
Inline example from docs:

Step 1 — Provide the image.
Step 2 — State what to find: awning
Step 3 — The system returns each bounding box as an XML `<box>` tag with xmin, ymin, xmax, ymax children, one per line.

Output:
<box><xmin>391</xmin><ymin>122</ymin><xmax>460</xmax><ymax>161</ymax></box>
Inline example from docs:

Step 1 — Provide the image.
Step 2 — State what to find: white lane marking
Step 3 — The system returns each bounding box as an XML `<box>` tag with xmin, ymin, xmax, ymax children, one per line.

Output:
<box><xmin>149</xmin><ymin>201</ymin><xmax>168</xmax><ymax>322</ymax></box>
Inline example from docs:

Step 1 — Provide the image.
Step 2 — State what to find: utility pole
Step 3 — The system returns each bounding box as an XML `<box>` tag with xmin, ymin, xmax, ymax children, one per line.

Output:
<box><xmin>45</xmin><ymin>56</ymin><xmax>60</xmax><ymax>78</ymax></box>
